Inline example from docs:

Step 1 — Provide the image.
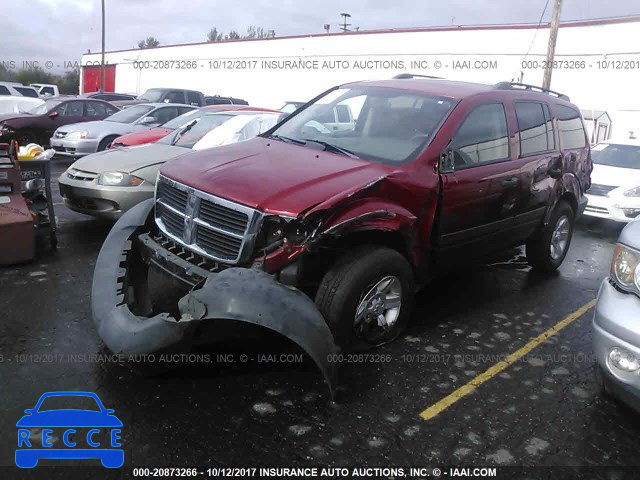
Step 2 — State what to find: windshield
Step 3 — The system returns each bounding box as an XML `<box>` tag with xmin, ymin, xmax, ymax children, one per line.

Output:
<box><xmin>267</xmin><ymin>86</ymin><xmax>455</xmax><ymax>165</ymax></box>
<box><xmin>592</xmin><ymin>143</ymin><xmax>640</xmax><ymax>169</ymax></box>
<box><xmin>27</xmin><ymin>99</ymin><xmax>61</xmax><ymax>115</ymax></box>
<box><xmin>157</xmin><ymin>113</ymin><xmax>234</xmax><ymax>148</ymax></box>
<box><xmin>37</xmin><ymin>395</ymin><xmax>101</xmax><ymax>412</ymax></box>
<box><xmin>161</xmin><ymin>108</ymin><xmax>205</xmax><ymax>129</ymax></box>
<box><xmin>105</xmin><ymin>104</ymin><xmax>154</xmax><ymax>123</ymax></box>
<box><xmin>138</xmin><ymin>89</ymin><xmax>163</xmax><ymax>102</ymax></box>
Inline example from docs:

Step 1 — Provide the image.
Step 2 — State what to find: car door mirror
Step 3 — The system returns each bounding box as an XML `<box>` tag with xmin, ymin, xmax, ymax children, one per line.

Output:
<box><xmin>139</xmin><ymin>116</ymin><xmax>157</xmax><ymax>125</ymax></box>
<box><xmin>440</xmin><ymin>149</ymin><xmax>455</xmax><ymax>173</ymax></box>
<box><xmin>49</xmin><ymin>111</ymin><xmax>59</xmax><ymax>118</ymax></box>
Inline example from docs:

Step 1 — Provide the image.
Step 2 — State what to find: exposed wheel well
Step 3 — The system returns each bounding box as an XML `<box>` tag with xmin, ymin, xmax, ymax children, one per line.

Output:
<box><xmin>331</xmin><ymin>230</ymin><xmax>410</xmax><ymax>260</ymax></box>
<box><xmin>558</xmin><ymin>192</ymin><xmax>577</xmax><ymax>215</ymax></box>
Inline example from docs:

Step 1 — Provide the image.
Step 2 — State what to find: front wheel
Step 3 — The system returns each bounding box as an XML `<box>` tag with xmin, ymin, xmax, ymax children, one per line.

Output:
<box><xmin>98</xmin><ymin>136</ymin><xmax>118</xmax><ymax>151</ymax></box>
<box><xmin>526</xmin><ymin>200</ymin><xmax>575</xmax><ymax>272</ymax></box>
<box><xmin>315</xmin><ymin>246</ymin><xmax>414</xmax><ymax>349</ymax></box>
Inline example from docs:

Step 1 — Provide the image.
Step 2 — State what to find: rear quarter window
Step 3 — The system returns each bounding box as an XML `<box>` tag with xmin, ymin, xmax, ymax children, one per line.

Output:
<box><xmin>514</xmin><ymin>101</ymin><xmax>555</xmax><ymax>156</ymax></box>
<box><xmin>556</xmin><ymin>104</ymin><xmax>586</xmax><ymax>150</ymax></box>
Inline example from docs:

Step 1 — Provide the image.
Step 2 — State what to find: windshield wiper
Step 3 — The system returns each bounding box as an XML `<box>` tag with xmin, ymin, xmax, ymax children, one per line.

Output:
<box><xmin>301</xmin><ymin>139</ymin><xmax>360</xmax><ymax>159</ymax></box>
<box><xmin>171</xmin><ymin>119</ymin><xmax>198</xmax><ymax>146</ymax></box>
<box><xmin>267</xmin><ymin>134</ymin><xmax>305</xmax><ymax>145</ymax></box>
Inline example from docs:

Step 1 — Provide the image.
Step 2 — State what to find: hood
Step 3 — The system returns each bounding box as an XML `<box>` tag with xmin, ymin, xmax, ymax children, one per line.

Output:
<box><xmin>160</xmin><ymin>137</ymin><xmax>393</xmax><ymax>216</ymax></box>
<box><xmin>57</xmin><ymin>120</ymin><xmax>132</xmax><ymax>136</ymax></box>
<box><xmin>591</xmin><ymin>163</ymin><xmax>640</xmax><ymax>190</ymax></box>
<box><xmin>71</xmin><ymin>143</ymin><xmax>187</xmax><ymax>174</ymax></box>
<box><xmin>114</xmin><ymin>127</ymin><xmax>173</xmax><ymax>146</ymax></box>
<box><xmin>0</xmin><ymin>112</ymin><xmax>31</xmax><ymax>123</ymax></box>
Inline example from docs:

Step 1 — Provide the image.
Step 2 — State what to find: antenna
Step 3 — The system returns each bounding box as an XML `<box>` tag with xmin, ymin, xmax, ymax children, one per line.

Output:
<box><xmin>340</xmin><ymin>13</ymin><xmax>351</xmax><ymax>32</ymax></box>
<box><xmin>323</xmin><ymin>24</ymin><xmax>330</xmax><ymax>33</ymax></box>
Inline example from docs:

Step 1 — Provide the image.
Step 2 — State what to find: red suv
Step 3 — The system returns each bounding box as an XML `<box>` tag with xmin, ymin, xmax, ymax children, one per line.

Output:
<box><xmin>92</xmin><ymin>77</ymin><xmax>591</xmax><ymax>394</ymax></box>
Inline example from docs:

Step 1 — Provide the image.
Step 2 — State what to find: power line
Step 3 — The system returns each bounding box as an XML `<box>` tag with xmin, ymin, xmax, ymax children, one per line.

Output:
<box><xmin>522</xmin><ymin>0</ymin><xmax>551</xmax><ymax>61</ymax></box>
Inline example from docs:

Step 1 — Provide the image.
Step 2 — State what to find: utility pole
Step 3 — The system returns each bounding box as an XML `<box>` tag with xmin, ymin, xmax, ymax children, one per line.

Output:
<box><xmin>100</xmin><ymin>0</ymin><xmax>106</xmax><ymax>92</ymax></box>
<box><xmin>542</xmin><ymin>0</ymin><xmax>563</xmax><ymax>90</ymax></box>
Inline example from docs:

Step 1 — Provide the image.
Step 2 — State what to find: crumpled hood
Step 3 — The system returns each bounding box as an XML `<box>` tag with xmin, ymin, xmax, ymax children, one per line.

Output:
<box><xmin>159</xmin><ymin>137</ymin><xmax>393</xmax><ymax>216</ymax></box>
<box><xmin>71</xmin><ymin>143</ymin><xmax>189</xmax><ymax>175</ymax></box>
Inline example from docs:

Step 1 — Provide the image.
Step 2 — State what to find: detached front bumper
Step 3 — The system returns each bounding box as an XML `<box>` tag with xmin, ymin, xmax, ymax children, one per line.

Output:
<box><xmin>92</xmin><ymin>199</ymin><xmax>339</xmax><ymax>396</ymax></box>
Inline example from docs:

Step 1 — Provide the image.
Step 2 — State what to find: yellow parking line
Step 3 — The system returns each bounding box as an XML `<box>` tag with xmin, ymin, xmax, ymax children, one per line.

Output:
<box><xmin>419</xmin><ymin>299</ymin><xmax>597</xmax><ymax>421</ymax></box>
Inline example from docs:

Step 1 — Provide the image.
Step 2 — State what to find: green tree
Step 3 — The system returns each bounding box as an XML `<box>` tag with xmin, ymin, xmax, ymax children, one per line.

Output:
<box><xmin>12</xmin><ymin>67</ymin><xmax>55</xmax><ymax>86</ymax></box>
<box><xmin>137</xmin><ymin>36</ymin><xmax>160</xmax><ymax>49</ymax></box>
<box><xmin>58</xmin><ymin>68</ymin><xmax>80</xmax><ymax>95</ymax></box>
<box><xmin>225</xmin><ymin>30</ymin><xmax>240</xmax><ymax>40</ymax></box>
<box><xmin>245</xmin><ymin>25</ymin><xmax>270</xmax><ymax>39</ymax></box>
<box><xmin>207</xmin><ymin>27</ymin><xmax>223</xmax><ymax>42</ymax></box>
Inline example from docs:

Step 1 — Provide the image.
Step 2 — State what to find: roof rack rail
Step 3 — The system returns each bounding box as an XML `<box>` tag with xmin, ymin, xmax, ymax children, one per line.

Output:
<box><xmin>393</xmin><ymin>73</ymin><xmax>444</xmax><ymax>80</ymax></box>
<box><xmin>493</xmin><ymin>81</ymin><xmax>570</xmax><ymax>101</ymax></box>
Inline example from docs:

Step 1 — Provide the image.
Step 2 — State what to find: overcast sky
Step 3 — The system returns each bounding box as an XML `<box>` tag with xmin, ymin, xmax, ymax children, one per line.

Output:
<box><xmin>1</xmin><ymin>0</ymin><xmax>639</xmax><ymax>73</ymax></box>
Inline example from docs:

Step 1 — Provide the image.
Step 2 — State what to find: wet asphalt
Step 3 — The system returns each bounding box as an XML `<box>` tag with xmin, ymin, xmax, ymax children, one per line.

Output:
<box><xmin>1</xmin><ymin>158</ymin><xmax>639</xmax><ymax>477</ymax></box>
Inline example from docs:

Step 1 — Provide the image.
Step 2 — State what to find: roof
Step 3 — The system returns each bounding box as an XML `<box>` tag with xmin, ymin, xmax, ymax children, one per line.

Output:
<box><xmin>581</xmin><ymin>110</ymin><xmax>611</xmax><ymax>121</ymax></box>
<box><xmin>345</xmin><ymin>78</ymin><xmax>494</xmax><ymax>99</ymax></box>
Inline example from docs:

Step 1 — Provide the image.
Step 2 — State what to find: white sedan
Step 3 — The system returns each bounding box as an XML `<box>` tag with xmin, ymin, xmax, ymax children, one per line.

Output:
<box><xmin>584</xmin><ymin>137</ymin><xmax>640</xmax><ymax>222</ymax></box>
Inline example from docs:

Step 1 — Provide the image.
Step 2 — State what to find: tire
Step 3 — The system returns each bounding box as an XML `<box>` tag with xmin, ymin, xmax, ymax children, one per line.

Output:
<box><xmin>315</xmin><ymin>246</ymin><xmax>414</xmax><ymax>349</ymax></box>
<box><xmin>526</xmin><ymin>200</ymin><xmax>575</xmax><ymax>272</ymax></box>
<box><xmin>98</xmin><ymin>136</ymin><xmax>118</xmax><ymax>151</ymax></box>
<box><xmin>17</xmin><ymin>130</ymin><xmax>36</xmax><ymax>147</ymax></box>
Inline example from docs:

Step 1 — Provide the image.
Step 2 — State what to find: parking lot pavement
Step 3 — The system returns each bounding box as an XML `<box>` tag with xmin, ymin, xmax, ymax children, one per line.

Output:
<box><xmin>1</xmin><ymin>163</ymin><xmax>640</xmax><ymax>469</ymax></box>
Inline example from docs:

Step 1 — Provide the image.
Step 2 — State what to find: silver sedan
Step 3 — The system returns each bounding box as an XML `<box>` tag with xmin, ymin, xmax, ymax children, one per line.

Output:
<box><xmin>58</xmin><ymin>111</ymin><xmax>279</xmax><ymax>219</ymax></box>
<box><xmin>593</xmin><ymin>219</ymin><xmax>640</xmax><ymax>410</ymax></box>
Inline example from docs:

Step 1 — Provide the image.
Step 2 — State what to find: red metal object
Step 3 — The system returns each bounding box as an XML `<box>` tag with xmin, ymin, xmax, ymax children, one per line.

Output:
<box><xmin>0</xmin><ymin>141</ymin><xmax>35</xmax><ymax>266</ymax></box>
<box><xmin>111</xmin><ymin>105</ymin><xmax>280</xmax><ymax>148</ymax></box>
<box><xmin>82</xmin><ymin>64</ymin><xmax>116</xmax><ymax>93</ymax></box>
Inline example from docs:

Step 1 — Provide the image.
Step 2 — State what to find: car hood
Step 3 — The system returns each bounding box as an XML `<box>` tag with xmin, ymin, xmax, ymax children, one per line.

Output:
<box><xmin>591</xmin><ymin>164</ymin><xmax>640</xmax><ymax>190</ymax></box>
<box><xmin>58</xmin><ymin>120</ymin><xmax>133</xmax><ymax>136</ymax></box>
<box><xmin>70</xmin><ymin>143</ymin><xmax>188</xmax><ymax>175</ymax></box>
<box><xmin>16</xmin><ymin>410</ymin><xmax>123</xmax><ymax>428</ymax></box>
<box><xmin>159</xmin><ymin>137</ymin><xmax>393</xmax><ymax>216</ymax></box>
<box><xmin>114</xmin><ymin>127</ymin><xmax>173</xmax><ymax>146</ymax></box>
<box><xmin>0</xmin><ymin>112</ymin><xmax>32</xmax><ymax>123</ymax></box>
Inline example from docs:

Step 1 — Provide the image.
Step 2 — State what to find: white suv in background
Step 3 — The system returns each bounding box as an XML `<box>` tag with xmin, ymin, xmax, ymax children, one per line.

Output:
<box><xmin>584</xmin><ymin>137</ymin><xmax>640</xmax><ymax>222</ymax></box>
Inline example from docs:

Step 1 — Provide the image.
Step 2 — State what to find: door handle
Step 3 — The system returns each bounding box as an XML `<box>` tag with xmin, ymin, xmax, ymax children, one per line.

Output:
<box><xmin>501</xmin><ymin>177</ymin><xmax>519</xmax><ymax>188</ymax></box>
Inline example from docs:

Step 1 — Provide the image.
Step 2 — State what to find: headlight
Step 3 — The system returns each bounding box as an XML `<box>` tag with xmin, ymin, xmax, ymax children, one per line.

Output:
<box><xmin>65</xmin><ymin>131</ymin><xmax>88</xmax><ymax>140</ymax></box>
<box><xmin>97</xmin><ymin>171</ymin><xmax>144</xmax><ymax>186</ymax></box>
<box><xmin>623</xmin><ymin>186</ymin><xmax>640</xmax><ymax>197</ymax></box>
<box><xmin>255</xmin><ymin>216</ymin><xmax>309</xmax><ymax>253</ymax></box>
<box><xmin>0</xmin><ymin>123</ymin><xmax>14</xmax><ymax>133</ymax></box>
<box><xmin>610</xmin><ymin>244</ymin><xmax>640</xmax><ymax>294</ymax></box>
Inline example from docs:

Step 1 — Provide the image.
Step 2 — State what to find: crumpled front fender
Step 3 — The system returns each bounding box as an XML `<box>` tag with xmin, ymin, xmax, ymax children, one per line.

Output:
<box><xmin>179</xmin><ymin>268</ymin><xmax>338</xmax><ymax>397</ymax></box>
<box><xmin>92</xmin><ymin>198</ymin><xmax>339</xmax><ymax>397</ymax></box>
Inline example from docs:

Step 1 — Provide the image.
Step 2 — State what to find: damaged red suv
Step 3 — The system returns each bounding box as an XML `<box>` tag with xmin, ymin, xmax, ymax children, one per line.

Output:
<box><xmin>92</xmin><ymin>77</ymin><xmax>591</xmax><ymax>394</ymax></box>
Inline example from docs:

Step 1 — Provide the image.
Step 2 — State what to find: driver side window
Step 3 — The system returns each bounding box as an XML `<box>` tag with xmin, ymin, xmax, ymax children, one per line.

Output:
<box><xmin>451</xmin><ymin>103</ymin><xmax>509</xmax><ymax>168</ymax></box>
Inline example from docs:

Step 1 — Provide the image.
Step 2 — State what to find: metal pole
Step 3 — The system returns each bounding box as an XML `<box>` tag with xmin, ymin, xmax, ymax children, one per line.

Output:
<box><xmin>100</xmin><ymin>0</ymin><xmax>106</xmax><ymax>92</ymax></box>
<box><xmin>542</xmin><ymin>0</ymin><xmax>563</xmax><ymax>90</ymax></box>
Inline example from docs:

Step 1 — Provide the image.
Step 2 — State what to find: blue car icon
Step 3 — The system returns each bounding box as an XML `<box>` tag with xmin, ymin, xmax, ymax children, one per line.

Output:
<box><xmin>16</xmin><ymin>391</ymin><xmax>123</xmax><ymax>468</ymax></box>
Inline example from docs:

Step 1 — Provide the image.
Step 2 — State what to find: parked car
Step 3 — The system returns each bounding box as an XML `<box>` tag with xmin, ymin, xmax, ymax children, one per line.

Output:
<box><xmin>112</xmin><ymin>88</ymin><xmax>206</xmax><ymax>108</ymax></box>
<box><xmin>280</xmin><ymin>101</ymin><xmax>306</xmax><ymax>114</ymax></box>
<box><xmin>79</xmin><ymin>92</ymin><xmax>137</xmax><ymax>102</ymax></box>
<box><xmin>92</xmin><ymin>78</ymin><xmax>591</xmax><ymax>392</ymax></box>
<box><xmin>58</xmin><ymin>111</ymin><xmax>280</xmax><ymax>219</ymax></box>
<box><xmin>0</xmin><ymin>96</ymin><xmax>44</xmax><ymax>115</ymax></box>
<box><xmin>50</xmin><ymin>103</ymin><xmax>197</xmax><ymax>157</ymax></box>
<box><xmin>110</xmin><ymin>105</ymin><xmax>280</xmax><ymax>148</ymax></box>
<box><xmin>0</xmin><ymin>98</ymin><xmax>118</xmax><ymax>146</ymax></box>
<box><xmin>204</xmin><ymin>95</ymin><xmax>249</xmax><ymax>106</ymax></box>
<box><xmin>30</xmin><ymin>83</ymin><xmax>60</xmax><ymax>97</ymax></box>
<box><xmin>584</xmin><ymin>137</ymin><xmax>640</xmax><ymax>222</ymax></box>
<box><xmin>0</xmin><ymin>82</ymin><xmax>40</xmax><ymax>98</ymax></box>
<box><xmin>593</xmin><ymin>220</ymin><xmax>640</xmax><ymax>411</ymax></box>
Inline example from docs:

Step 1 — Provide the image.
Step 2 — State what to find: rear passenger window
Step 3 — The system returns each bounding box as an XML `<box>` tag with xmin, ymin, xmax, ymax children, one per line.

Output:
<box><xmin>0</xmin><ymin>86</ymin><xmax>10</xmax><ymax>95</ymax></box>
<box><xmin>186</xmin><ymin>92</ymin><xmax>201</xmax><ymax>105</ymax></box>
<box><xmin>515</xmin><ymin>102</ymin><xmax>555</xmax><ymax>156</ymax></box>
<box><xmin>451</xmin><ymin>103</ymin><xmax>510</xmax><ymax>168</ymax></box>
<box><xmin>556</xmin><ymin>105</ymin><xmax>586</xmax><ymax>149</ymax></box>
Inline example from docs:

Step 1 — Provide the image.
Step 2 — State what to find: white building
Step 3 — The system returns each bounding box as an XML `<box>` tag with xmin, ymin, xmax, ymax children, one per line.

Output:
<box><xmin>81</xmin><ymin>16</ymin><xmax>640</xmax><ymax>137</ymax></box>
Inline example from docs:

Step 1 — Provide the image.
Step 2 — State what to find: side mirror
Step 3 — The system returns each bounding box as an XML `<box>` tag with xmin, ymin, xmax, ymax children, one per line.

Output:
<box><xmin>139</xmin><ymin>116</ymin><xmax>157</xmax><ymax>125</ymax></box>
<box><xmin>440</xmin><ymin>149</ymin><xmax>455</xmax><ymax>173</ymax></box>
<box><xmin>49</xmin><ymin>111</ymin><xmax>59</xmax><ymax>118</ymax></box>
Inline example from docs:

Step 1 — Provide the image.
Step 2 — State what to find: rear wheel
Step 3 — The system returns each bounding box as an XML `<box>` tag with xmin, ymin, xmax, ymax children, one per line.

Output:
<box><xmin>315</xmin><ymin>246</ymin><xmax>414</xmax><ymax>349</ymax></box>
<box><xmin>526</xmin><ymin>200</ymin><xmax>575</xmax><ymax>272</ymax></box>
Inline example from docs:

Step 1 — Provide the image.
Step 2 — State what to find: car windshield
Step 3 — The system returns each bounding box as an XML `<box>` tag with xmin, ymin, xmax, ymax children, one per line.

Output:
<box><xmin>267</xmin><ymin>86</ymin><xmax>455</xmax><ymax>165</ymax></box>
<box><xmin>27</xmin><ymin>99</ymin><xmax>61</xmax><ymax>115</ymax></box>
<box><xmin>161</xmin><ymin>108</ymin><xmax>205</xmax><ymax>129</ymax></box>
<box><xmin>105</xmin><ymin>104</ymin><xmax>154</xmax><ymax>123</ymax></box>
<box><xmin>157</xmin><ymin>113</ymin><xmax>234</xmax><ymax>148</ymax></box>
<box><xmin>37</xmin><ymin>395</ymin><xmax>101</xmax><ymax>412</ymax></box>
<box><xmin>138</xmin><ymin>89</ymin><xmax>164</xmax><ymax>102</ymax></box>
<box><xmin>592</xmin><ymin>143</ymin><xmax>640</xmax><ymax>169</ymax></box>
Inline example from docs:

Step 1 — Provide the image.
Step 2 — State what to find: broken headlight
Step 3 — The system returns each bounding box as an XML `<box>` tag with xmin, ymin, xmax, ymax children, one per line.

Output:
<box><xmin>255</xmin><ymin>216</ymin><xmax>309</xmax><ymax>254</ymax></box>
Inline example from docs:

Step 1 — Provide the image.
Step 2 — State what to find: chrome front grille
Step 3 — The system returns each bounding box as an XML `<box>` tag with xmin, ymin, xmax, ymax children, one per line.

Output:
<box><xmin>155</xmin><ymin>175</ymin><xmax>260</xmax><ymax>264</ymax></box>
<box><xmin>587</xmin><ymin>184</ymin><xmax>618</xmax><ymax>196</ymax></box>
<box><xmin>67</xmin><ymin>168</ymin><xmax>98</xmax><ymax>181</ymax></box>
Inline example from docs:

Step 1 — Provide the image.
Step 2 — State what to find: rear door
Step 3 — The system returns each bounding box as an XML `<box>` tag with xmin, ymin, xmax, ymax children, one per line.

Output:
<box><xmin>436</xmin><ymin>101</ymin><xmax>522</xmax><ymax>265</ymax></box>
<box><xmin>511</xmin><ymin>100</ymin><xmax>559</xmax><ymax>239</ymax></box>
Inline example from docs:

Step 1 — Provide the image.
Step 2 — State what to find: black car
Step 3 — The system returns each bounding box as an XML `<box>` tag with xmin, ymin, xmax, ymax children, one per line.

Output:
<box><xmin>112</xmin><ymin>88</ymin><xmax>206</xmax><ymax>108</ymax></box>
<box><xmin>80</xmin><ymin>92</ymin><xmax>137</xmax><ymax>102</ymax></box>
<box><xmin>0</xmin><ymin>98</ymin><xmax>118</xmax><ymax>146</ymax></box>
<box><xmin>204</xmin><ymin>95</ymin><xmax>249</xmax><ymax>106</ymax></box>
